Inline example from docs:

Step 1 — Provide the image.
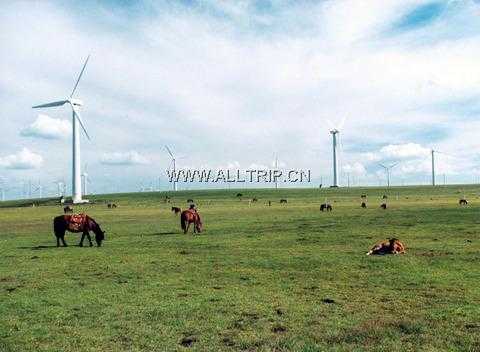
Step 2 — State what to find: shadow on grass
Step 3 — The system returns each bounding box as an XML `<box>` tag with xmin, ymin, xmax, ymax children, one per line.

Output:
<box><xmin>143</xmin><ymin>231</ymin><xmax>178</xmax><ymax>236</ymax></box>
<box><xmin>18</xmin><ymin>245</ymin><xmax>59</xmax><ymax>250</ymax></box>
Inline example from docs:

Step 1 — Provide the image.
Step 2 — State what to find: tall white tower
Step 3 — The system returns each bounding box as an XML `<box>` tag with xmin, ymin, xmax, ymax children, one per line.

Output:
<box><xmin>330</xmin><ymin>129</ymin><xmax>339</xmax><ymax>187</ymax></box>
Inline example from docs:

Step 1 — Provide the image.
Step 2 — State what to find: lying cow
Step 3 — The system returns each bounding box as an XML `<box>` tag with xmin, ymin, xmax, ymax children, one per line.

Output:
<box><xmin>320</xmin><ymin>203</ymin><xmax>332</xmax><ymax>211</ymax></box>
<box><xmin>367</xmin><ymin>238</ymin><xmax>405</xmax><ymax>255</ymax></box>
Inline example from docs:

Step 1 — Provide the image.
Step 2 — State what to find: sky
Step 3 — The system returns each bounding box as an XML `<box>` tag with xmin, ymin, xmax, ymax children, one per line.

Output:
<box><xmin>1</xmin><ymin>0</ymin><xmax>480</xmax><ymax>199</ymax></box>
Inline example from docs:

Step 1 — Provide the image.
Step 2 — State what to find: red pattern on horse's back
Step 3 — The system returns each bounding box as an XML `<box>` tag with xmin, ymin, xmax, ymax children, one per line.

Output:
<box><xmin>65</xmin><ymin>213</ymin><xmax>88</xmax><ymax>232</ymax></box>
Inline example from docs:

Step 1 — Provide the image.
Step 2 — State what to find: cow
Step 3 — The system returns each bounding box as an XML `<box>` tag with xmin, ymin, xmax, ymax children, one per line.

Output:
<box><xmin>171</xmin><ymin>206</ymin><xmax>181</xmax><ymax>215</ymax></box>
<box><xmin>187</xmin><ymin>199</ymin><xmax>194</xmax><ymax>203</ymax></box>
<box><xmin>252</xmin><ymin>198</ymin><xmax>258</xmax><ymax>203</ymax></box>
<box><xmin>267</xmin><ymin>200</ymin><xmax>271</xmax><ymax>206</ymax></box>
<box><xmin>64</xmin><ymin>206</ymin><xmax>73</xmax><ymax>214</ymax></box>
<box><xmin>320</xmin><ymin>203</ymin><xmax>332</xmax><ymax>212</ymax></box>
<box><xmin>367</xmin><ymin>238</ymin><xmax>405</xmax><ymax>255</ymax></box>
<box><xmin>380</xmin><ymin>203</ymin><xmax>387</xmax><ymax>209</ymax></box>
<box><xmin>459</xmin><ymin>199</ymin><xmax>468</xmax><ymax>205</ymax></box>
<box><xmin>382</xmin><ymin>195</ymin><xmax>388</xmax><ymax>199</ymax></box>
<box><xmin>107</xmin><ymin>203</ymin><xmax>117</xmax><ymax>209</ymax></box>
<box><xmin>280</xmin><ymin>199</ymin><xmax>287</xmax><ymax>204</ymax></box>
<box><xmin>361</xmin><ymin>202</ymin><xmax>367</xmax><ymax>208</ymax></box>
<box><xmin>361</xmin><ymin>194</ymin><xmax>367</xmax><ymax>199</ymax></box>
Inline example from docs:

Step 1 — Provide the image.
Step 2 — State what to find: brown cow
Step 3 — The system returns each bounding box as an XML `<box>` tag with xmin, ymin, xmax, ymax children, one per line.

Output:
<box><xmin>367</xmin><ymin>238</ymin><xmax>405</xmax><ymax>255</ymax></box>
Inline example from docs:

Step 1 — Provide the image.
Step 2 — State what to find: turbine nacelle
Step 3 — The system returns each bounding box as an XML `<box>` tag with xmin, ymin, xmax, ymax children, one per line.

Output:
<box><xmin>69</xmin><ymin>98</ymin><xmax>83</xmax><ymax>107</ymax></box>
<box><xmin>330</xmin><ymin>129</ymin><xmax>339</xmax><ymax>135</ymax></box>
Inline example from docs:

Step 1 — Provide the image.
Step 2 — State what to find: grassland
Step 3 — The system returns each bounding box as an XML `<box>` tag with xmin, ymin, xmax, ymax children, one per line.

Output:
<box><xmin>0</xmin><ymin>185</ymin><xmax>479</xmax><ymax>352</ymax></box>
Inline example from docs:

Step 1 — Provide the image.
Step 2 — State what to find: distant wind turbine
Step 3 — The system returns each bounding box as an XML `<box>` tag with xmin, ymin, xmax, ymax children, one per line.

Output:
<box><xmin>379</xmin><ymin>162</ymin><xmax>398</xmax><ymax>187</ymax></box>
<box><xmin>165</xmin><ymin>145</ymin><xmax>178</xmax><ymax>191</ymax></box>
<box><xmin>326</xmin><ymin>117</ymin><xmax>346</xmax><ymax>188</ymax></box>
<box><xmin>32</xmin><ymin>55</ymin><xmax>91</xmax><ymax>204</ymax></box>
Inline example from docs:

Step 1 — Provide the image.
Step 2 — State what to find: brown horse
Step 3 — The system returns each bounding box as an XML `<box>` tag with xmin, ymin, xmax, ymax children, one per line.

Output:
<box><xmin>53</xmin><ymin>214</ymin><xmax>105</xmax><ymax>247</ymax></box>
<box><xmin>180</xmin><ymin>209</ymin><xmax>202</xmax><ymax>234</ymax></box>
<box><xmin>367</xmin><ymin>238</ymin><xmax>405</xmax><ymax>255</ymax></box>
<box><xmin>171</xmin><ymin>206</ymin><xmax>181</xmax><ymax>215</ymax></box>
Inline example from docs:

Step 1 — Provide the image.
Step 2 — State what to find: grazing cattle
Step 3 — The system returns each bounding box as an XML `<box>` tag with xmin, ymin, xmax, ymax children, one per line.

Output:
<box><xmin>236</xmin><ymin>193</ymin><xmax>243</xmax><ymax>198</ymax></box>
<box><xmin>107</xmin><ymin>203</ymin><xmax>117</xmax><ymax>209</ymax></box>
<box><xmin>252</xmin><ymin>198</ymin><xmax>258</xmax><ymax>203</ymax></box>
<box><xmin>64</xmin><ymin>206</ymin><xmax>73</xmax><ymax>214</ymax></box>
<box><xmin>187</xmin><ymin>199</ymin><xmax>194</xmax><ymax>203</ymax></box>
<box><xmin>320</xmin><ymin>203</ymin><xmax>332</xmax><ymax>212</ymax></box>
<box><xmin>180</xmin><ymin>209</ymin><xmax>202</xmax><ymax>234</ymax></box>
<box><xmin>382</xmin><ymin>195</ymin><xmax>388</xmax><ymax>199</ymax></box>
<box><xmin>53</xmin><ymin>213</ymin><xmax>105</xmax><ymax>247</ymax></box>
<box><xmin>171</xmin><ymin>206</ymin><xmax>181</xmax><ymax>215</ymax></box>
<box><xmin>380</xmin><ymin>203</ymin><xmax>387</xmax><ymax>209</ymax></box>
<box><xmin>459</xmin><ymin>199</ymin><xmax>468</xmax><ymax>205</ymax></box>
<box><xmin>361</xmin><ymin>194</ymin><xmax>367</xmax><ymax>199</ymax></box>
<box><xmin>367</xmin><ymin>238</ymin><xmax>405</xmax><ymax>255</ymax></box>
<box><xmin>280</xmin><ymin>199</ymin><xmax>287</xmax><ymax>204</ymax></box>
<box><xmin>361</xmin><ymin>202</ymin><xmax>367</xmax><ymax>208</ymax></box>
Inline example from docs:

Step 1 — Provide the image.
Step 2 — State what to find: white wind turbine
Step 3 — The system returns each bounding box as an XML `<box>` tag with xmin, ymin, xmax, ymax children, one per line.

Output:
<box><xmin>165</xmin><ymin>145</ymin><xmax>178</xmax><ymax>191</ymax></box>
<box><xmin>32</xmin><ymin>55</ymin><xmax>91</xmax><ymax>204</ymax></box>
<box><xmin>379</xmin><ymin>162</ymin><xmax>398</xmax><ymax>187</ymax></box>
<box><xmin>82</xmin><ymin>164</ymin><xmax>90</xmax><ymax>196</ymax></box>
<box><xmin>326</xmin><ymin>117</ymin><xmax>346</xmax><ymax>188</ymax></box>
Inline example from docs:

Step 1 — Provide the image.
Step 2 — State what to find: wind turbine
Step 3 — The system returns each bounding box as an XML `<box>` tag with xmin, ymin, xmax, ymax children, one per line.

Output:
<box><xmin>165</xmin><ymin>145</ymin><xmax>178</xmax><ymax>191</ymax></box>
<box><xmin>32</xmin><ymin>55</ymin><xmax>91</xmax><ymax>204</ymax></box>
<box><xmin>327</xmin><ymin>117</ymin><xmax>346</xmax><ymax>188</ymax></box>
<box><xmin>82</xmin><ymin>164</ymin><xmax>90</xmax><ymax>196</ymax></box>
<box><xmin>379</xmin><ymin>162</ymin><xmax>398</xmax><ymax>187</ymax></box>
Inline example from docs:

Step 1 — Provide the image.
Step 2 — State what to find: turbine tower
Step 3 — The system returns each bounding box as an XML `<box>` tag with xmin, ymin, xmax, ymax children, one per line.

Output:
<box><xmin>379</xmin><ymin>163</ymin><xmax>398</xmax><ymax>187</ymax></box>
<box><xmin>431</xmin><ymin>149</ymin><xmax>435</xmax><ymax>186</ymax></box>
<box><xmin>32</xmin><ymin>55</ymin><xmax>91</xmax><ymax>204</ymax></box>
<box><xmin>165</xmin><ymin>145</ymin><xmax>177</xmax><ymax>191</ymax></box>
<box><xmin>330</xmin><ymin>129</ymin><xmax>339</xmax><ymax>187</ymax></box>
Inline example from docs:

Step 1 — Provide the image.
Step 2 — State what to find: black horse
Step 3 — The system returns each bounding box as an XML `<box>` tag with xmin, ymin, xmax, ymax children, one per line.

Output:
<box><xmin>53</xmin><ymin>214</ymin><xmax>105</xmax><ymax>247</ymax></box>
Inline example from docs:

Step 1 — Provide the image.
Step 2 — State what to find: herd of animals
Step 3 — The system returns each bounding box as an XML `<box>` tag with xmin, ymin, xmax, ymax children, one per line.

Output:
<box><xmin>53</xmin><ymin>193</ymin><xmax>472</xmax><ymax>255</ymax></box>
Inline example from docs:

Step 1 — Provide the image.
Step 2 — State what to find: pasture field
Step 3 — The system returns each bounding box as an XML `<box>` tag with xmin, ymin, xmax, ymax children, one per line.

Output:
<box><xmin>1</xmin><ymin>186</ymin><xmax>479</xmax><ymax>352</ymax></box>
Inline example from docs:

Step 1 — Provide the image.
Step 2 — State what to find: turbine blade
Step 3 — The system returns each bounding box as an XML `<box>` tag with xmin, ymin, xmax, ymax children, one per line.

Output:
<box><xmin>72</xmin><ymin>106</ymin><xmax>91</xmax><ymax>140</ymax></box>
<box><xmin>326</xmin><ymin>118</ymin><xmax>335</xmax><ymax>130</ymax></box>
<box><xmin>70</xmin><ymin>55</ymin><xmax>90</xmax><ymax>97</ymax></box>
<box><xmin>164</xmin><ymin>145</ymin><xmax>174</xmax><ymax>158</ymax></box>
<box><xmin>32</xmin><ymin>100</ymin><xmax>68</xmax><ymax>108</ymax></box>
<box><xmin>338</xmin><ymin>116</ymin><xmax>347</xmax><ymax>130</ymax></box>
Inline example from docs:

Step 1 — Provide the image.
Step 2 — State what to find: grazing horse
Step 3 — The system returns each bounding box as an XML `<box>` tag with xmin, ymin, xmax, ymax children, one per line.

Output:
<box><xmin>367</xmin><ymin>238</ymin><xmax>405</xmax><ymax>255</ymax></box>
<box><xmin>180</xmin><ymin>209</ymin><xmax>202</xmax><ymax>234</ymax></box>
<box><xmin>64</xmin><ymin>206</ymin><xmax>73</xmax><ymax>214</ymax></box>
<box><xmin>320</xmin><ymin>203</ymin><xmax>332</xmax><ymax>212</ymax></box>
<box><xmin>171</xmin><ymin>206</ymin><xmax>181</xmax><ymax>215</ymax></box>
<box><xmin>459</xmin><ymin>199</ymin><xmax>468</xmax><ymax>205</ymax></box>
<box><xmin>53</xmin><ymin>214</ymin><xmax>105</xmax><ymax>247</ymax></box>
<box><xmin>280</xmin><ymin>199</ymin><xmax>288</xmax><ymax>204</ymax></box>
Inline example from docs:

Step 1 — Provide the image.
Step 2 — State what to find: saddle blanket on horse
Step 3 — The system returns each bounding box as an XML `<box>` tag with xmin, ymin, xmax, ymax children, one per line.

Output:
<box><xmin>66</xmin><ymin>213</ymin><xmax>87</xmax><ymax>232</ymax></box>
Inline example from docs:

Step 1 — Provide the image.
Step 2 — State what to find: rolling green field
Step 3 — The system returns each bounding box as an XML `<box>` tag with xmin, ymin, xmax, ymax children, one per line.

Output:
<box><xmin>1</xmin><ymin>186</ymin><xmax>479</xmax><ymax>352</ymax></box>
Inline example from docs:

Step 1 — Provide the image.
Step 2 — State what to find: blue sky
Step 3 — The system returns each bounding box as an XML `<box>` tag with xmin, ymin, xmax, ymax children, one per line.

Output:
<box><xmin>1</xmin><ymin>0</ymin><xmax>480</xmax><ymax>199</ymax></box>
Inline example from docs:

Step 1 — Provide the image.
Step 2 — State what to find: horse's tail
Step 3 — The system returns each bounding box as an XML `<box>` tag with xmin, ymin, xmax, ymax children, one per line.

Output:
<box><xmin>180</xmin><ymin>212</ymin><xmax>187</xmax><ymax>231</ymax></box>
<box><xmin>196</xmin><ymin>212</ymin><xmax>202</xmax><ymax>225</ymax></box>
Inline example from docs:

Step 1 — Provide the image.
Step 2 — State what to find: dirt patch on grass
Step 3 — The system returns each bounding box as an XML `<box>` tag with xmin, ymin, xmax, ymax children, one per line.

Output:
<box><xmin>417</xmin><ymin>250</ymin><xmax>453</xmax><ymax>257</ymax></box>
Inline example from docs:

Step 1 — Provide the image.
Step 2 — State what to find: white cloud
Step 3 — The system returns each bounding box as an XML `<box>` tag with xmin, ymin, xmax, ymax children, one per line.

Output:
<box><xmin>379</xmin><ymin>143</ymin><xmax>431</xmax><ymax>160</ymax></box>
<box><xmin>100</xmin><ymin>151</ymin><xmax>149</xmax><ymax>166</ymax></box>
<box><xmin>20</xmin><ymin>114</ymin><xmax>71</xmax><ymax>139</ymax></box>
<box><xmin>342</xmin><ymin>162</ymin><xmax>366</xmax><ymax>176</ymax></box>
<box><xmin>0</xmin><ymin>148</ymin><xmax>43</xmax><ymax>169</ymax></box>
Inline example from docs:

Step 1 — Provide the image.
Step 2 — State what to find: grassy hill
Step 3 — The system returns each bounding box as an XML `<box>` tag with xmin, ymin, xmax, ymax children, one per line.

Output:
<box><xmin>1</xmin><ymin>186</ymin><xmax>479</xmax><ymax>351</ymax></box>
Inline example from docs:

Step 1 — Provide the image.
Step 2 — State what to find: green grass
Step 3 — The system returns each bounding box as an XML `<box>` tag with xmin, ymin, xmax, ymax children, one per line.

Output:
<box><xmin>1</xmin><ymin>185</ymin><xmax>479</xmax><ymax>351</ymax></box>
